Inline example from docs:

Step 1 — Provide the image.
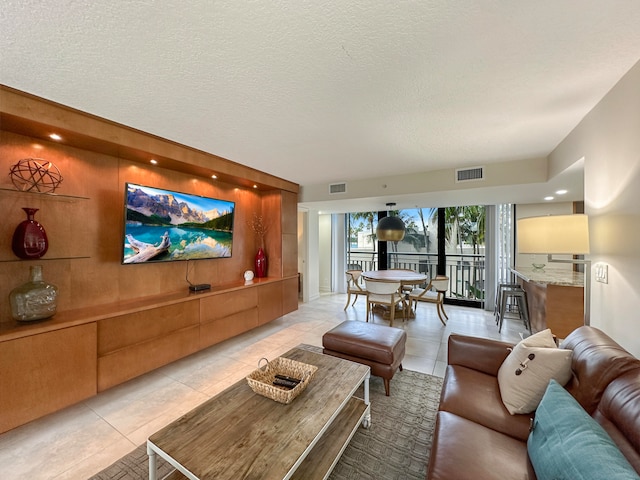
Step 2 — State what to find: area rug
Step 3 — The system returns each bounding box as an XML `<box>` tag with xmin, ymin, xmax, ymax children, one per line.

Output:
<box><xmin>88</xmin><ymin>369</ymin><xmax>443</xmax><ymax>480</ymax></box>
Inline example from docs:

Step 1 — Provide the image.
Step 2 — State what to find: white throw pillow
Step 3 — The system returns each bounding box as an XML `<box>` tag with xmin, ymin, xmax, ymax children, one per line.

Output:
<box><xmin>497</xmin><ymin>329</ymin><xmax>573</xmax><ymax>415</ymax></box>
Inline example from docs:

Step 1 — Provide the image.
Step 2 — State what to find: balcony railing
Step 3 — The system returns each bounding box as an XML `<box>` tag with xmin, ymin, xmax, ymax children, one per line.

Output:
<box><xmin>347</xmin><ymin>251</ymin><xmax>485</xmax><ymax>306</ymax></box>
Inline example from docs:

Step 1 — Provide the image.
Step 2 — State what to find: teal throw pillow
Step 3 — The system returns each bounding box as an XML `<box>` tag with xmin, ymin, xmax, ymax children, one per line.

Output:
<box><xmin>528</xmin><ymin>379</ymin><xmax>639</xmax><ymax>480</ymax></box>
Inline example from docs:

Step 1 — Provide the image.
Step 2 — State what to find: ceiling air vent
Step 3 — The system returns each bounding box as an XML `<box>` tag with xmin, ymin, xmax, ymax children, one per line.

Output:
<box><xmin>456</xmin><ymin>166</ymin><xmax>484</xmax><ymax>183</ymax></box>
<box><xmin>329</xmin><ymin>182</ymin><xmax>347</xmax><ymax>194</ymax></box>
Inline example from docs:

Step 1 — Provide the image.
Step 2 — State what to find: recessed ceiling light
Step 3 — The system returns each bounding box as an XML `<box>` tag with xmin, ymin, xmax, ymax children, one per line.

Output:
<box><xmin>150</xmin><ymin>159</ymin><xmax>158</xmax><ymax>165</ymax></box>
<box><xmin>49</xmin><ymin>133</ymin><xmax>62</xmax><ymax>141</ymax></box>
<box><xmin>211</xmin><ymin>174</ymin><xmax>217</xmax><ymax>179</ymax></box>
<box><xmin>253</xmin><ymin>184</ymin><xmax>258</xmax><ymax>189</ymax></box>
<box><xmin>544</xmin><ymin>196</ymin><xmax>554</xmax><ymax>201</ymax></box>
<box><xmin>555</xmin><ymin>189</ymin><xmax>568</xmax><ymax>195</ymax></box>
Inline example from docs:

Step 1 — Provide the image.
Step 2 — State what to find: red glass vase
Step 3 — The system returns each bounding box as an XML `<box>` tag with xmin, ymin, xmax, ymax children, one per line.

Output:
<box><xmin>12</xmin><ymin>208</ymin><xmax>49</xmax><ymax>259</ymax></box>
<box><xmin>255</xmin><ymin>247</ymin><xmax>268</xmax><ymax>278</ymax></box>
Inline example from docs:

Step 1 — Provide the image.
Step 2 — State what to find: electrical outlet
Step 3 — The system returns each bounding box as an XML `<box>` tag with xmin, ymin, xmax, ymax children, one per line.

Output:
<box><xmin>595</xmin><ymin>263</ymin><xmax>608</xmax><ymax>284</ymax></box>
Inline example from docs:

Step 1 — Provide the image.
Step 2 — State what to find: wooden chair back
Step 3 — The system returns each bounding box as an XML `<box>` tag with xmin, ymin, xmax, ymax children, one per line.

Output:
<box><xmin>346</xmin><ymin>270</ymin><xmax>365</xmax><ymax>292</ymax></box>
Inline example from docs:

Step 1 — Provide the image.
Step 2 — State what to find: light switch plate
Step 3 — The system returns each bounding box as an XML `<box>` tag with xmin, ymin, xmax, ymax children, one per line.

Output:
<box><xmin>595</xmin><ymin>263</ymin><xmax>608</xmax><ymax>284</ymax></box>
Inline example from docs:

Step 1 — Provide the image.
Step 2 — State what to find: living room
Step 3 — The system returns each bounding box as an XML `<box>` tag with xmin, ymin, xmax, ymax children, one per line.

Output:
<box><xmin>1</xmin><ymin>3</ymin><xmax>638</xmax><ymax>358</ymax></box>
<box><xmin>1</xmin><ymin>2</ymin><xmax>640</xmax><ymax>479</ymax></box>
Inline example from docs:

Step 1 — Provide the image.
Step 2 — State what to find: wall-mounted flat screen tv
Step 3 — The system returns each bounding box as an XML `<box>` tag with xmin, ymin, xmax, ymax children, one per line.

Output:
<box><xmin>122</xmin><ymin>183</ymin><xmax>234</xmax><ymax>264</ymax></box>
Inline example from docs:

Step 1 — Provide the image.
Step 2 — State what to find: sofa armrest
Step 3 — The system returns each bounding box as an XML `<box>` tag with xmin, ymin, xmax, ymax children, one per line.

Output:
<box><xmin>448</xmin><ymin>334</ymin><xmax>514</xmax><ymax>377</ymax></box>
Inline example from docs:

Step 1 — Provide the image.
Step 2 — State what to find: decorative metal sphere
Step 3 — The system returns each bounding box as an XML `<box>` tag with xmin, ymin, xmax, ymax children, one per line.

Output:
<box><xmin>9</xmin><ymin>158</ymin><xmax>63</xmax><ymax>193</ymax></box>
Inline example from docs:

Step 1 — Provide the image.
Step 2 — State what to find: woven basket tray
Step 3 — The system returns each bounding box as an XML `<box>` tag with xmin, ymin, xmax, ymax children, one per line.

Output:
<box><xmin>246</xmin><ymin>357</ymin><xmax>318</xmax><ymax>404</ymax></box>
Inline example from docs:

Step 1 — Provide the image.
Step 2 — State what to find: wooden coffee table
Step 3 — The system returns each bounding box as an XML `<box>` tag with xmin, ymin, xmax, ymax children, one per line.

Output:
<box><xmin>147</xmin><ymin>344</ymin><xmax>371</xmax><ymax>480</ymax></box>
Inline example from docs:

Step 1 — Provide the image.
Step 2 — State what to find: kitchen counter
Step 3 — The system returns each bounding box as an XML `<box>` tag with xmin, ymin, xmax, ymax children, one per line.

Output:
<box><xmin>511</xmin><ymin>266</ymin><xmax>584</xmax><ymax>287</ymax></box>
<box><xmin>510</xmin><ymin>266</ymin><xmax>585</xmax><ymax>338</ymax></box>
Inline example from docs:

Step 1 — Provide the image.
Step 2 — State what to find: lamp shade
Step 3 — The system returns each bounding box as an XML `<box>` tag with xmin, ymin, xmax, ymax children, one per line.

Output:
<box><xmin>377</xmin><ymin>215</ymin><xmax>406</xmax><ymax>242</ymax></box>
<box><xmin>517</xmin><ymin>214</ymin><xmax>590</xmax><ymax>254</ymax></box>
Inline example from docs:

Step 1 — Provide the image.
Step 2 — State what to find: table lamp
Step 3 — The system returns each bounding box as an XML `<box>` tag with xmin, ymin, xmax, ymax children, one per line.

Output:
<box><xmin>517</xmin><ymin>214</ymin><xmax>591</xmax><ymax>325</ymax></box>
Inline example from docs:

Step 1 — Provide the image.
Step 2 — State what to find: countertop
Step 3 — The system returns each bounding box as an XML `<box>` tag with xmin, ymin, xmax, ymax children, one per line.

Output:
<box><xmin>511</xmin><ymin>266</ymin><xmax>584</xmax><ymax>287</ymax></box>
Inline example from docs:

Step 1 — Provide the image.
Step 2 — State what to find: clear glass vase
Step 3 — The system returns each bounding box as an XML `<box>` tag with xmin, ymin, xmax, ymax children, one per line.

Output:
<box><xmin>9</xmin><ymin>265</ymin><xmax>58</xmax><ymax>322</ymax></box>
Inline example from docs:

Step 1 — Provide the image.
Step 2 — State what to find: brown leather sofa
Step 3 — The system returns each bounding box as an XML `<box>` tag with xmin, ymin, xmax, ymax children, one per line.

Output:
<box><xmin>426</xmin><ymin>326</ymin><xmax>640</xmax><ymax>479</ymax></box>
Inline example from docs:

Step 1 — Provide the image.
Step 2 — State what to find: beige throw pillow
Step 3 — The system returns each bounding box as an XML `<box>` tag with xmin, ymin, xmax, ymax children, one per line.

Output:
<box><xmin>497</xmin><ymin>329</ymin><xmax>573</xmax><ymax>415</ymax></box>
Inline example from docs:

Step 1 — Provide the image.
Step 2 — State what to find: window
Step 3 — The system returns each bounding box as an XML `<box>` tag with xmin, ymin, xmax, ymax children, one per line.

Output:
<box><xmin>345</xmin><ymin>205</ymin><xmax>489</xmax><ymax>307</ymax></box>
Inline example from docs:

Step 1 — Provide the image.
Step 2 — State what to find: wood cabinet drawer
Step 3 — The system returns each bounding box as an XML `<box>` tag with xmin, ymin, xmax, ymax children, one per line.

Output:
<box><xmin>0</xmin><ymin>323</ymin><xmax>97</xmax><ymax>434</ymax></box>
<box><xmin>200</xmin><ymin>288</ymin><xmax>258</xmax><ymax>324</ymax></box>
<box><xmin>200</xmin><ymin>307</ymin><xmax>259</xmax><ymax>348</ymax></box>
<box><xmin>282</xmin><ymin>277</ymin><xmax>299</xmax><ymax>316</ymax></box>
<box><xmin>98</xmin><ymin>325</ymin><xmax>200</xmax><ymax>391</ymax></box>
<box><xmin>98</xmin><ymin>301</ymin><xmax>199</xmax><ymax>355</ymax></box>
<box><xmin>258</xmin><ymin>282</ymin><xmax>283</xmax><ymax>325</ymax></box>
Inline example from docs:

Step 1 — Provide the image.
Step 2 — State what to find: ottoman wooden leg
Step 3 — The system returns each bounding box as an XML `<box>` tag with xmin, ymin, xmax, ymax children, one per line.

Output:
<box><xmin>384</xmin><ymin>378</ymin><xmax>390</xmax><ymax>396</ymax></box>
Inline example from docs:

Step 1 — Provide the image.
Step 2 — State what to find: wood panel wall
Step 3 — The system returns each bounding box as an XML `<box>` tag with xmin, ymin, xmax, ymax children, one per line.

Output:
<box><xmin>0</xmin><ymin>86</ymin><xmax>300</xmax><ymax>433</ymax></box>
<box><xmin>0</xmin><ymin>86</ymin><xmax>299</xmax><ymax>326</ymax></box>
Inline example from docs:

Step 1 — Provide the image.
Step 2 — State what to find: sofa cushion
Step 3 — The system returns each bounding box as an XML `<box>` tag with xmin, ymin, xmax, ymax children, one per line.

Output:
<box><xmin>447</xmin><ymin>334</ymin><xmax>512</xmax><ymax>376</ymax></box>
<box><xmin>498</xmin><ymin>329</ymin><xmax>572</xmax><ymax>414</ymax></box>
<box><xmin>427</xmin><ymin>411</ymin><xmax>535</xmax><ymax>480</ymax></box>
<box><xmin>440</xmin><ymin>365</ymin><xmax>532</xmax><ymax>441</ymax></box>
<box><xmin>528</xmin><ymin>379</ymin><xmax>640</xmax><ymax>480</ymax></box>
<box><xmin>561</xmin><ymin>326</ymin><xmax>640</xmax><ymax>414</ymax></box>
<box><xmin>593</xmin><ymin>369</ymin><xmax>640</xmax><ymax>474</ymax></box>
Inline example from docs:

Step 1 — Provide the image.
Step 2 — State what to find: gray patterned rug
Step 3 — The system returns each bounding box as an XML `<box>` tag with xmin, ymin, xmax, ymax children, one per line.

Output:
<box><xmin>89</xmin><ymin>369</ymin><xmax>443</xmax><ymax>480</ymax></box>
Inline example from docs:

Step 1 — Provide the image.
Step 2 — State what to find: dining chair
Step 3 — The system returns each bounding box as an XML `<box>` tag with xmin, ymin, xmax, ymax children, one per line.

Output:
<box><xmin>389</xmin><ymin>268</ymin><xmax>420</xmax><ymax>293</ymax></box>
<box><xmin>364</xmin><ymin>278</ymin><xmax>405</xmax><ymax>327</ymax></box>
<box><xmin>344</xmin><ymin>270</ymin><xmax>367</xmax><ymax>310</ymax></box>
<box><xmin>408</xmin><ymin>275</ymin><xmax>449</xmax><ymax>325</ymax></box>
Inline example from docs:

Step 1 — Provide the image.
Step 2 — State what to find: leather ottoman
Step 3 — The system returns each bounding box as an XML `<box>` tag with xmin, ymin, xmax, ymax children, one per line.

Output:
<box><xmin>322</xmin><ymin>320</ymin><xmax>407</xmax><ymax>396</ymax></box>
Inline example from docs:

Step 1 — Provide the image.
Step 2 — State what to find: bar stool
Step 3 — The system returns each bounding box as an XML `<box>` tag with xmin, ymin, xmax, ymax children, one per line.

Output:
<box><xmin>497</xmin><ymin>285</ymin><xmax>531</xmax><ymax>333</ymax></box>
<box><xmin>494</xmin><ymin>283</ymin><xmax>521</xmax><ymax>324</ymax></box>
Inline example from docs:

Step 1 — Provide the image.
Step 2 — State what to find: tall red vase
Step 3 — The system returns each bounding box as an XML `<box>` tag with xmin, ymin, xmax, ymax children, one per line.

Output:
<box><xmin>255</xmin><ymin>247</ymin><xmax>268</xmax><ymax>278</ymax></box>
<box><xmin>12</xmin><ymin>207</ymin><xmax>49</xmax><ymax>259</ymax></box>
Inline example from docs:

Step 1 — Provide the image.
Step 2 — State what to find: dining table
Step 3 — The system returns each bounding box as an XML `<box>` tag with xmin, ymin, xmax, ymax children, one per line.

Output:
<box><xmin>361</xmin><ymin>270</ymin><xmax>429</xmax><ymax>319</ymax></box>
<box><xmin>361</xmin><ymin>269</ymin><xmax>428</xmax><ymax>286</ymax></box>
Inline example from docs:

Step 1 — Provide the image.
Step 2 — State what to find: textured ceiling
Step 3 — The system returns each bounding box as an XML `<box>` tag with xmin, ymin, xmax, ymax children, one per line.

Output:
<box><xmin>2</xmin><ymin>1</ymin><xmax>640</xmax><ymax>207</ymax></box>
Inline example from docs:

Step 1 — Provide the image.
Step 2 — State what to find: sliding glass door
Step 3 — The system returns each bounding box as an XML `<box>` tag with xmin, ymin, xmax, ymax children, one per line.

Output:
<box><xmin>345</xmin><ymin>204</ymin><xmax>505</xmax><ymax>308</ymax></box>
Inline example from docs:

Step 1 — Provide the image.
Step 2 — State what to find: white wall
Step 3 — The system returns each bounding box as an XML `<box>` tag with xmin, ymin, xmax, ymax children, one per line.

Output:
<box><xmin>297</xmin><ymin>210</ymin><xmax>308</xmax><ymax>301</ymax></box>
<box><xmin>331</xmin><ymin>214</ymin><xmax>347</xmax><ymax>294</ymax></box>
<box><xmin>549</xmin><ymin>60</ymin><xmax>640</xmax><ymax>357</ymax></box>
<box><xmin>298</xmin><ymin>209</ymin><xmax>320</xmax><ymax>302</ymax></box>
<box><xmin>318</xmin><ymin>214</ymin><xmax>332</xmax><ymax>293</ymax></box>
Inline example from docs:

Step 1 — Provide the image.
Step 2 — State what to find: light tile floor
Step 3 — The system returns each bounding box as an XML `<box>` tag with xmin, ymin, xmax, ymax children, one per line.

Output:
<box><xmin>0</xmin><ymin>293</ymin><xmax>524</xmax><ymax>480</ymax></box>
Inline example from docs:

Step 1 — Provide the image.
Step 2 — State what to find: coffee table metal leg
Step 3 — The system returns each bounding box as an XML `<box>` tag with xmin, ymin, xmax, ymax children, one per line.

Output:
<box><xmin>147</xmin><ymin>442</ymin><xmax>157</xmax><ymax>480</ymax></box>
<box><xmin>363</xmin><ymin>371</ymin><xmax>371</xmax><ymax>428</ymax></box>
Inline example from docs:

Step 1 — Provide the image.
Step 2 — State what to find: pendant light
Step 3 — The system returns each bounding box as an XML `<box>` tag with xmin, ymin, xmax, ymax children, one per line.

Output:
<box><xmin>376</xmin><ymin>203</ymin><xmax>406</xmax><ymax>242</ymax></box>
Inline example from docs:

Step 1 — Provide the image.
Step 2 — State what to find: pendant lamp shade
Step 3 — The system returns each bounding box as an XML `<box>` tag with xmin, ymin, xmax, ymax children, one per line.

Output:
<box><xmin>377</xmin><ymin>211</ymin><xmax>406</xmax><ymax>242</ymax></box>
